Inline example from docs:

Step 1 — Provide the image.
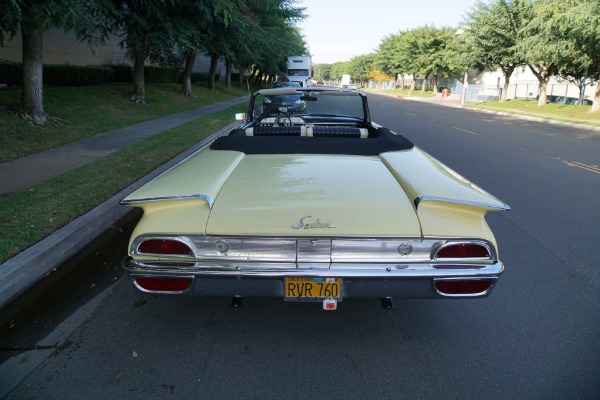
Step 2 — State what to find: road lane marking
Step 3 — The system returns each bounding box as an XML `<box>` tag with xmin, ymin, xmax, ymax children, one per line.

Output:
<box><xmin>564</xmin><ymin>161</ymin><xmax>600</xmax><ymax>174</ymax></box>
<box><xmin>452</xmin><ymin>126</ymin><xmax>481</xmax><ymax>136</ymax></box>
<box><xmin>405</xmin><ymin>112</ymin><xmax>418</xmax><ymax>117</ymax></box>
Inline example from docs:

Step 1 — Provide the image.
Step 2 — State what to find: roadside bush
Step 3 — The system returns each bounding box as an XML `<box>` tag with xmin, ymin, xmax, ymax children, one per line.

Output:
<box><xmin>145</xmin><ymin>66</ymin><xmax>179</xmax><ymax>83</ymax></box>
<box><xmin>44</xmin><ymin>64</ymin><xmax>114</xmax><ymax>86</ymax></box>
<box><xmin>183</xmin><ymin>72</ymin><xmax>221</xmax><ymax>83</ymax></box>
<box><xmin>1</xmin><ymin>63</ymin><xmax>183</xmax><ymax>86</ymax></box>
<box><xmin>0</xmin><ymin>61</ymin><xmax>22</xmax><ymax>86</ymax></box>
<box><xmin>108</xmin><ymin>64</ymin><xmax>133</xmax><ymax>83</ymax></box>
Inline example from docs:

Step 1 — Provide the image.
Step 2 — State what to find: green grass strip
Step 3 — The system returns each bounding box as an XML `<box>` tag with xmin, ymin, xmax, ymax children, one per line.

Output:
<box><xmin>0</xmin><ymin>82</ymin><xmax>250</xmax><ymax>162</ymax></box>
<box><xmin>0</xmin><ymin>104</ymin><xmax>245</xmax><ymax>263</ymax></box>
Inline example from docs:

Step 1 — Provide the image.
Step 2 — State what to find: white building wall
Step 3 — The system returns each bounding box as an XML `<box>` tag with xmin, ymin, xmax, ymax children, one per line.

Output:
<box><xmin>0</xmin><ymin>30</ymin><xmax>127</xmax><ymax>65</ymax></box>
<box><xmin>478</xmin><ymin>67</ymin><xmax>597</xmax><ymax>102</ymax></box>
<box><xmin>0</xmin><ymin>29</ymin><xmax>217</xmax><ymax>72</ymax></box>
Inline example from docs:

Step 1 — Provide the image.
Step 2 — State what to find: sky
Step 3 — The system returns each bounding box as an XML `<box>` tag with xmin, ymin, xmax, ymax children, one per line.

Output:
<box><xmin>297</xmin><ymin>0</ymin><xmax>476</xmax><ymax>64</ymax></box>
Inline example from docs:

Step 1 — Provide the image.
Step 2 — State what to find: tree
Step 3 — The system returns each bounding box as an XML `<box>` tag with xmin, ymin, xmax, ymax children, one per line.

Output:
<box><xmin>375</xmin><ymin>32</ymin><xmax>404</xmax><ymax>83</ymax></box>
<box><xmin>200</xmin><ymin>0</ymin><xmax>306</xmax><ymax>90</ymax></box>
<box><xmin>0</xmin><ymin>0</ymin><xmax>111</xmax><ymax>123</ymax></box>
<box><xmin>314</xmin><ymin>63</ymin><xmax>332</xmax><ymax>82</ymax></box>
<box><xmin>109</xmin><ymin>0</ymin><xmax>180</xmax><ymax>100</ymax></box>
<box><xmin>389</xmin><ymin>29</ymin><xmax>422</xmax><ymax>91</ymax></box>
<box><xmin>517</xmin><ymin>0</ymin><xmax>583</xmax><ymax>106</ymax></box>
<box><xmin>531</xmin><ymin>0</ymin><xmax>600</xmax><ymax>111</ymax></box>
<box><xmin>397</xmin><ymin>26</ymin><xmax>452</xmax><ymax>93</ymax></box>
<box><xmin>464</xmin><ymin>0</ymin><xmax>531</xmax><ymax>101</ymax></box>
<box><xmin>348</xmin><ymin>54</ymin><xmax>374</xmax><ymax>85</ymax></box>
<box><xmin>330</xmin><ymin>61</ymin><xmax>350</xmax><ymax>82</ymax></box>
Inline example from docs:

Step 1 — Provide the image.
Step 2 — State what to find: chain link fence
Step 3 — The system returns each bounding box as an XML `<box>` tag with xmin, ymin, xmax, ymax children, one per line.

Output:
<box><xmin>367</xmin><ymin>78</ymin><xmax>595</xmax><ymax>105</ymax></box>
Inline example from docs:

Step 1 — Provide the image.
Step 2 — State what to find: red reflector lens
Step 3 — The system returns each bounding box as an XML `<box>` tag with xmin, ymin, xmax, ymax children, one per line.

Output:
<box><xmin>435</xmin><ymin>279</ymin><xmax>493</xmax><ymax>295</ymax></box>
<box><xmin>134</xmin><ymin>277</ymin><xmax>193</xmax><ymax>292</ymax></box>
<box><xmin>436</xmin><ymin>244</ymin><xmax>490</xmax><ymax>259</ymax></box>
<box><xmin>138</xmin><ymin>239</ymin><xmax>192</xmax><ymax>256</ymax></box>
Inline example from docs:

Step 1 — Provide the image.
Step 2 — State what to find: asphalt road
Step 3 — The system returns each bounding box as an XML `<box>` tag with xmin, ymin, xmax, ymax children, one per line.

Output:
<box><xmin>2</xmin><ymin>96</ymin><xmax>600</xmax><ymax>399</ymax></box>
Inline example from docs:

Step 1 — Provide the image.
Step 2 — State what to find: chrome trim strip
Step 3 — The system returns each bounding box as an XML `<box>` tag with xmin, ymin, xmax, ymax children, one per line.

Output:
<box><xmin>414</xmin><ymin>196</ymin><xmax>510</xmax><ymax>211</ymax></box>
<box><xmin>121</xmin><ymin>194</ymin><xmax>214</xmax><ymax>208</ymax></box>
<box><xmin>123</xmin><ymin>257</ymin><xmax>504</xmax><ymax>278</ymax></box>
<box><xmin>431</xmin><ymin>239</ymin><xmax>496</xmax><ymax>262</ymax></box>
<box><xmin>130</xmin><ymin>235</ymin><xmax>498</xmax><ymax>265</ymax></box>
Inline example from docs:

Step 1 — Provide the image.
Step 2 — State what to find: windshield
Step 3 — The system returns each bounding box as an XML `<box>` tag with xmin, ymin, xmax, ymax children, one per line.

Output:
<box><xmin>251</xmin><ymin>89</ymin><xmax>366</xmax><ymax>121</ymax></box>
<box><xmin>287</xmin><ymin>69</ymin><xmax>310</xmax><ymax>76</ymax></box>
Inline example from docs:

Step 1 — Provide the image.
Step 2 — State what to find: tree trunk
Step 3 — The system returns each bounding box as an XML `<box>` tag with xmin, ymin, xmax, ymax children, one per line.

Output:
<box><xmin>20</xmin><ymin>27</ymin><xmax>47</xmax><ymax>124</ymax></box>
<box><xmin>207</xmin><ymin>51</ymin><xmax>219</xmax><ymax>90</ymax></box>
<box><xmin>131</xmin><ymin>30</ymin><xmax>149</xmax><ymax>98</ymax></box>
<box><xmin>421</xmin><ymin>71</ymin><xmax>430</xmax><ymax>93</ymax></box>
<box><xmin>239</xmin><ymin>66</ymin><xmax>245</xmax><ymax>86</ymax></box>
<box><xmin>432</xmin><ymin>74</ymin><xmax>438</xmax><ymax>94</ymax></box>
<box><xmin>182</xmin><ymin>52</ymin><xmax>196</xmax><ymax>96</ymax></box>
<box><xmin>410</xmin><ymin>73</ymin><xmax>416</xmax><ymax>91</ymax></box>
<box><xmin>538</xmin><ymin>80</ymin><xmax>549</xmax><ymax>105</ymax></box>
<box><xmin>501</xmin><ymin>66</ymin><xmax>514</xmax><ymax>102</ymax></box>
<box><xmin>225</xmin><ymin>59</ymin><xmax>232</xmax><ymax>88</ymax></box>
<box><xmin>132</xmin><ymin>50</ymin><xmax>146</xmax><ymax>97</ymax></box>
<box><xmin>528</xmin><ymin>63</ymin><xmax>556</xmax><ymax>106</ymax></box>
<box><xmin>591</xmin><ymin>83</ymin><xmax>600</xmax><ymax>113</ymax></box>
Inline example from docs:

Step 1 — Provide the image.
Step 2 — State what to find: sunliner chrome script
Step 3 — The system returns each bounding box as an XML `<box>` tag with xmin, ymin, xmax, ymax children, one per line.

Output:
<box><xmin>292</xmin><ymin>216</ymin><xmax>336</xmax><ymax>229</ymax></box>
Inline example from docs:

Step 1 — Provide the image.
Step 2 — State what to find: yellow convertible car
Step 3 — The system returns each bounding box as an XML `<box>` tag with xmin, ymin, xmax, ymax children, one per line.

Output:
<box><xmin>121</xmin><ymin>87</ymin><xmax>509</xmax><ymax>310</ymax></box>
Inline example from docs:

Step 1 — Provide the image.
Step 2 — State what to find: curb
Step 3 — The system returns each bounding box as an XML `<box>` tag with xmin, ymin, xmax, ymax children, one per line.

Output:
<box><xmin>0</xmin><ymin>121</ymin><xmax>241</xmax><ymax>310</ymax></box>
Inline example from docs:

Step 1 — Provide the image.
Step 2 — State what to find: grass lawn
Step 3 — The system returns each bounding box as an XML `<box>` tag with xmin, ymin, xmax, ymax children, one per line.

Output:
<box><xmin>0</xmin><ymin>80</ymin><xmax>253</xmax><ymax>262</ymax></box>
<box><xmin>364</xmin><ymin>86</ymin><xmax>600</xmax><ymax>127</ymax></box>
<box><xmin>365</xmin><ymin>87</ymin><xmax>438</xmax><ymax>99</ymax></box>
<box><xmin>471</xmin><ymin>99</ymin><xmax>600</xmax><ymax>126</ymax></box>
<box><xmin>0</xmin><ymin>82</ymin><xmax>250</xmax><ymax>162</ymax></box>
<box><xmin>0</xmin><ymin>104</ymin><xmax>246</xmax><ymax>263</ymax></box>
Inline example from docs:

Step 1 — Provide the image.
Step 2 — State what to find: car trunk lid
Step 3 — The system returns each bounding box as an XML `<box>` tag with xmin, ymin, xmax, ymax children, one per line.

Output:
<box><xmin>206</xmin><ymin>154</ymin><xmax>421</xmax><ymax>237</ymax></box>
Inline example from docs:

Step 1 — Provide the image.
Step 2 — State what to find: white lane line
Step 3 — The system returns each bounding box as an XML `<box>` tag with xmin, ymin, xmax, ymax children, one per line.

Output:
<box><xmin>452</xmin><ymin>126</ymin><xmax>481</xmax><ymax>136</ymax></box>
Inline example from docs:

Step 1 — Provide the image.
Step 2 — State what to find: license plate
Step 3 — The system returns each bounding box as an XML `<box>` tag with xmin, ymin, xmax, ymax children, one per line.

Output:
<box><xmin>284</xmin><ymin>277</ymin><xmax>342</xmax><ymax>302</ymax></box>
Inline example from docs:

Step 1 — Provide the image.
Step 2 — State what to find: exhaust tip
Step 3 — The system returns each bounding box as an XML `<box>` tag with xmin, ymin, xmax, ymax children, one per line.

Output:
<box><xmin>380</xmin><ymin>297</ymin><xmax>394</xmax><ymax>309</ymax></box>
<box><xmin>232</xmin><ymin>295</ymin><xmax>243</xmax><ymax>308</ymax></box>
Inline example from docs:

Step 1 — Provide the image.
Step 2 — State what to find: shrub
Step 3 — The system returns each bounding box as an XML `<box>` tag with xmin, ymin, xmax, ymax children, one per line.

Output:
<box><xmin>44</xmin><ymin>64</ymin><xmax>114</xmax><ymax>86</ymax></box>
<box><xmin>145</xmin><ymin>66</ymin><xmax>179</xmax><ymax>83</ymax></box>
<box><xmin>0</xmin><ymin>61</ymin><xmax>23</xmax><ymax>86</ymax></box>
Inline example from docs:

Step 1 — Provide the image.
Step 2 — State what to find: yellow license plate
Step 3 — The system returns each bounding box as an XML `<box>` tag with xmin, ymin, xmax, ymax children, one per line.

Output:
<box><xmin>284</xmin><ymin>277</ymin><xmax>342</xmax><ymax>302</ymax></box>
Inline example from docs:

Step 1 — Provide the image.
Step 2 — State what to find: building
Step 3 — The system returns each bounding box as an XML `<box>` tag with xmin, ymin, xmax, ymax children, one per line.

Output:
<box><xmin>0</xmin><ymin>29</ymin><xmax>223</xmax><ymax>77</ymax></box>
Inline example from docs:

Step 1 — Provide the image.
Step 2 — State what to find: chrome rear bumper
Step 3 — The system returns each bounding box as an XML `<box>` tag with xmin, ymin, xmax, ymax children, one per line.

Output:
<box><xmin>122</xmin><ymin>257</ymin><xmax>504</xmax><ymax>299</ymax></box>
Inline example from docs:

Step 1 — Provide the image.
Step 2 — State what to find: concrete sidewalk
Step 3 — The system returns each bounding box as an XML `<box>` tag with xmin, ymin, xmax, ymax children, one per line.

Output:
<box><xmin>0</xmin><ymin>96</ymin><xmax>247</xmax><ymax>194</ymax></box>
<box><xmin>0</xmin><ymin>96</ymin><xmax>246</xmax><ymax>309</ymax></box>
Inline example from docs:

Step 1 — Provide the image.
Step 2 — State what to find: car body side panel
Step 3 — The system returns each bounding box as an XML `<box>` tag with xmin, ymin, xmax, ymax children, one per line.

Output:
<box><xmin>380</xmin><ymin>148</ymin><xmax>507</xmax><ymax>243</ymax></box>
<box><xmin>416</xmin><ymin>202</ymin><xmax>497</xmax><ymax>247</ymax></box>
<box><xmin>122</xmin><ymin>148</ymin><xmax>245</xmax><ymax>206</ymax></box>
<box><xmin>127</xmin><ymin>200</ymin><xmax>212</xmax><ymax>250</ymax></box>
<box><xmin>380</xmin><ymin>148</ymin><xmax>509</xmax><ymax>211</ymax></box>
